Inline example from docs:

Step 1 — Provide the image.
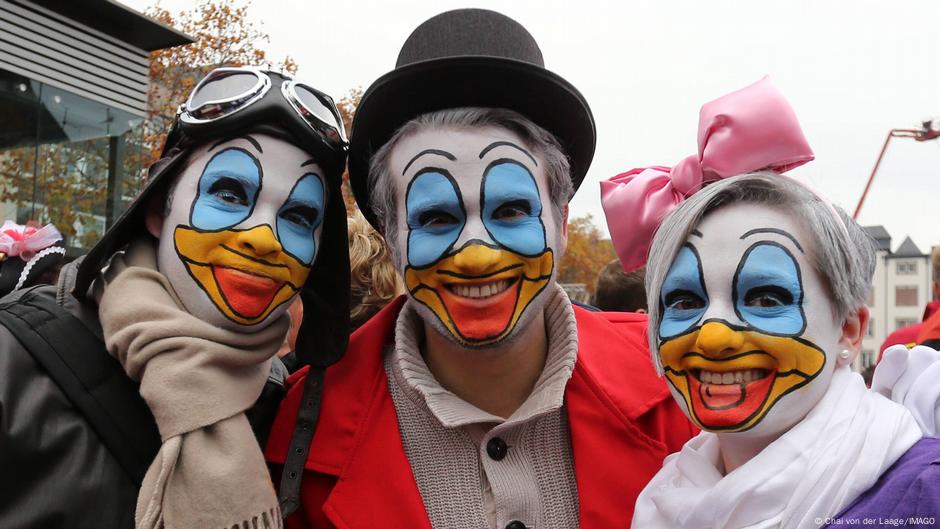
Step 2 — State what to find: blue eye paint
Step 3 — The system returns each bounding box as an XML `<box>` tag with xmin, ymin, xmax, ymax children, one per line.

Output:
<box><xmin>480</xmin><ymin>161</ymin><xmax>546</xmax><ymax>256</ymax></box>
<box><xmin>191</xmin><ymin>148</ymin><xmax>261</xmax><ymax>231</ymax></box>
<box><xmin>733</xmin><ymin>242</ymin><xmax>805</xmax><ymax>336</ymax></box>
<box><xmin>659</xmin><ymin>244</ymin><xmax>708</xmax><ymax>339</ymax></box>
<box><xmin>277</xmin><ymin>173</ymin><xmax>325</xmax><ymax>266</ymax></box>
<box><xmin>406</xmin><ymin>170</ymin><xmax>466</xmax><ymax>268</ymax></box>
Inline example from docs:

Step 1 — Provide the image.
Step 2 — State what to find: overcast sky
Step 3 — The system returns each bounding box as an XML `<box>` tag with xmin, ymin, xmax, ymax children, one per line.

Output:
<box><xmin>122</xmin><ymin>0</ymin><xmax>940</xmax><ymax>254</ymax></box>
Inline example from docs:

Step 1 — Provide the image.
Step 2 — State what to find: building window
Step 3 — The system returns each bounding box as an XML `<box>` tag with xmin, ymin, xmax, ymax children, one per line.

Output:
<box><xmin>895</xmin><ymin>285</ymin><xmax>919</xmax><ymax>307</ymax></box>
<box><xmin>895</xmin><ymin>318</ymin><xmax>918</xmax><ymax>329</ymax></box>
<box><xmin>866</xmin><ymin>319</ymin><xmax>875</xmax><ymax>337</ymax></box>
<box><xmin>1</xmin><ymin>70</ymin><xmax>144</xmax><ymax>253</ymax></box>
<box><xmin>896</xmin><ymin>261</ymin><xmax>918</xmax><ymax>275</ymax></box>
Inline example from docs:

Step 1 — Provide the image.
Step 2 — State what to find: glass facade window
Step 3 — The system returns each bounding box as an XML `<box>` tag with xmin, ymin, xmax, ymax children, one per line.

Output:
<box><xmin>0</xmin><ymin>69</ymin><xmax>145</xmax><ymax>253</ymax></box>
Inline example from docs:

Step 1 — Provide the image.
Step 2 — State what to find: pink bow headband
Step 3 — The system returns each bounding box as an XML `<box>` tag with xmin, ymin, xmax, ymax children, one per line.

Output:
<box><xmin>600</xmin><ymin>77</ymin><xmax>815</xmax><ymax>273</ymax></box>
<box><xmin>0</xmin><ymin>220</ymin><xmax>63</xmax><ymax>261</ymax></box>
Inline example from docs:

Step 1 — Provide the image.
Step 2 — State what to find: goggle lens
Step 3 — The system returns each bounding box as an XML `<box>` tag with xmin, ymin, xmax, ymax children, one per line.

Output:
<box><xmin>189</xmin><ymin>71</ymin><xmax>261</xmax><ymax>111</ymax></box>
<box><xmin>294</xmin><ymin>84</ymin><xmax>344</xmax><ymax>136</ymax></box>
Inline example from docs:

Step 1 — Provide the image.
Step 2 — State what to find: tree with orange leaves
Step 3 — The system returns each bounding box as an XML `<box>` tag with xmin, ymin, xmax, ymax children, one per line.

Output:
<box><xmin>335</xmin><ymin>88</ymin><xmax>362</xmax><ymax>213</ymax></box>
<box><xmin>557</xmin><ymin>214</ymin><xmax>617</xmax><ymax>294</ymax></box>
<box><xmin>134</xmin><ymin>0</ymin><xmax>298</xmax><ymax>190</ymax></box>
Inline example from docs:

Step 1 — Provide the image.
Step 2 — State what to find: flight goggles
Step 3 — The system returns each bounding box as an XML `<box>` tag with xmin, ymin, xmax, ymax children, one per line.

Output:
<box><xmin>173</xmin><ymin>66</ymin><xmax>348</xmax><ymax>169</ymax></box>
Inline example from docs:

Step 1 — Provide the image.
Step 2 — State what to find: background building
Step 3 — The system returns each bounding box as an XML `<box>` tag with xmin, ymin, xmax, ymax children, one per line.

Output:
<box><xmin>859</xmin><ymin>226</ymin><xmax>933</xmax><ymax>369</ymax></box>
<box><xmin>0</xmin><ymin>0</ymin><xmax>190</xmax><ymax>253</ymax></box>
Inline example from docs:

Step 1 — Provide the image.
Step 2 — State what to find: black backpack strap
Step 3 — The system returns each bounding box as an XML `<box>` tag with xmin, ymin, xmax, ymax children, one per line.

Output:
<box><xmin>0</xmin><ymin>290</ymin><xmax>160</xmax><ymax>484</ymax></box>
<box><xmin>278</xmin><ymin>365</ymin><xmax>325</xmax><ymax>517</ymax></box>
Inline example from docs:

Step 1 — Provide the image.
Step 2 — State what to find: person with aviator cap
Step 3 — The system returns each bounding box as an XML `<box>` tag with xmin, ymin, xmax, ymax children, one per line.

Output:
<box><xmin>0</xmin><ymin>66</ymin><xmax>351</xmax><ymax>529</ymax></box>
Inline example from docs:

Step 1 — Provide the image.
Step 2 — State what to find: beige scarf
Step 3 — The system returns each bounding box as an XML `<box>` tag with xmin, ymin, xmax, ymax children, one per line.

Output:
<box><xmin>97</xmin><ymin>239</ymin><xmax>289</xmax><ymax>529</ymax></box>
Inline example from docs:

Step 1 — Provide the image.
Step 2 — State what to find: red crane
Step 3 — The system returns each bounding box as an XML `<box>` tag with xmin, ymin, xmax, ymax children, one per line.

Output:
<box><xmin>854</xmin><ymin>122</ymin><xmax>940</xmax><ymax>219</ymax></box>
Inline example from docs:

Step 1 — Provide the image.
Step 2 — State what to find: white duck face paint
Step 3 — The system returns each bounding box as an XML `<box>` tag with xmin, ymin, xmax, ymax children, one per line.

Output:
<box><xmin>656</xmin><ymin>203</ymin><xmax>843</xmax><ymax>435</ymax></box>
<box><xmin>156</xmin><ymin>133</ymin><xmax>326</xmax><ymax>331</ymax></box>
<box><xmin>387</xmin><ymin>126</ymin><xmax>564</xmax><ymax>347</ymax></box>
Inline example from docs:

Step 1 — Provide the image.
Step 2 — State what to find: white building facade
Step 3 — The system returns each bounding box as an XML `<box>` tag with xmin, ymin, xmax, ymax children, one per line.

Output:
<box><xmin>858</xmin><ymin>226</ymin><xmax>933</xmax><ymax>370</ymax></box>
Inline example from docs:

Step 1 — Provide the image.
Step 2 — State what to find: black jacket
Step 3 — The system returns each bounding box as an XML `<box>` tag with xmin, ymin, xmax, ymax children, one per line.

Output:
<box><xmin>0</xmin><ymin>259</ymin><xmax>286</xmax><ymax>529</ymax></box>
<box><xmin>0</xmin><ymin>260</ymin><xmax>140</xmax><ymax>528</ymax></box>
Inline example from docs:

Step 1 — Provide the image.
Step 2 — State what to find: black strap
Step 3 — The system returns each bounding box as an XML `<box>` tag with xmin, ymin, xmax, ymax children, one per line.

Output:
<box><xmin>278</xmin><ymin>366</ymin><xmax>325</xmax><ymax>517</ymax></box>
<box><xmin>0</xmin><ymin>290</ymin><xmax>160</xmax><ymax>485</ymax></box>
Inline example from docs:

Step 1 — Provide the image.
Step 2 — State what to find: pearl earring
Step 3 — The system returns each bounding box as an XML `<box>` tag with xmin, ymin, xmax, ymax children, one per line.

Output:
<box><xmin>838</xmin><ymin>349</ymin><xmax>850</xmax><ymax>360</ymax></box>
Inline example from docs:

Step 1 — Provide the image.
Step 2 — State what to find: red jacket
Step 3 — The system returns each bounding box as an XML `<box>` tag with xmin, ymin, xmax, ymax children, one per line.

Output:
<box><xmin>915</xmin><ymin>301</ymin><xmax>940</xmax><ymax>349</ymax></box>
<box><xmin>266</xmin><ymin>298</ymin><xmax>697</xmax><ymax>528</ymax></box>
<box><xmin>879</xmin><ymin>300</ymin><xmax>940</xmax><ymax>362</ymax></box>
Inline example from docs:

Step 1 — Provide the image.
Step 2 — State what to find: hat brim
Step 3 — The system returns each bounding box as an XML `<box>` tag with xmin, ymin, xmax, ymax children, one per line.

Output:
<box><xmin>349</xmin><ymin>56</ymin><xmax>596</xmax><ymax>229</ymax></box>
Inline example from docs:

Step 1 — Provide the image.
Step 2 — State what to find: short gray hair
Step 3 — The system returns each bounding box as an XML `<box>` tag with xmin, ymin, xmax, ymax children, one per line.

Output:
<box><xmin>646</xmin><ymin>171</ymin><xmax>876</xmax><ymax>358</ymax></box>
<box><xmin>367</xmin><ymin>107</ymin><xmax>573</xmax><ymax>261</ymax></box>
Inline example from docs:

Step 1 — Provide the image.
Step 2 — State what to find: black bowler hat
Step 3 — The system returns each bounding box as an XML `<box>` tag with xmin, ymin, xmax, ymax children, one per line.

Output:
<box><xmin>349</xmin><ymin>8</ymin><xmax>597</xmax><ymax>229</ymax></box>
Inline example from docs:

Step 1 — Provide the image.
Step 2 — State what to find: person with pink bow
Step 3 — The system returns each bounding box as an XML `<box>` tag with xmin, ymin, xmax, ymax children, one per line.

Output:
<box><xmin>0</xmin><ymin>220</ymin><xmax>66</xmax><ymax>296</ymax></box>
<box><xmin>601</xmin><ymin>77</ymin><xmax>940</xmax><ymax>528</ymax></box>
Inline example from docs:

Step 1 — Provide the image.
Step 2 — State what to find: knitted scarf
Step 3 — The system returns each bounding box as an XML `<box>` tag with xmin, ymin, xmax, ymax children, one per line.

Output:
<box><xmin>632</xmin><ymin>367</ymin><xmax>922</xmax><ymax>529</ymax></box>
<box><xmin>97</xmin><ymin>239</ymin><xmax>288</xmax><ymax>529</ymax></box>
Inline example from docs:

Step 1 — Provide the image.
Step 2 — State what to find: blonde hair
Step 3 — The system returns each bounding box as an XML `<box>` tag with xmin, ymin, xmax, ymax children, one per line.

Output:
<box><xmin>348</xmin><ymin>210</ymin><xmax>404</xmax><ymax>327</ymax></box>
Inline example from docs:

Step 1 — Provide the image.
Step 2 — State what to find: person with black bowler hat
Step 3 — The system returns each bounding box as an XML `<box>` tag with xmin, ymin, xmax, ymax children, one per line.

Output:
<box><xmin>265</xmin><ymin>9</ymin><xmax>697</xmax><ymax>529</ymax></box>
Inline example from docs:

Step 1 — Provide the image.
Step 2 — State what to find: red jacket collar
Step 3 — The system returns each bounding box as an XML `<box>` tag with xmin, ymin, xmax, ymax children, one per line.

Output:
<box><xmin>267</xmin><ymin>298</ymin><xmax>673</xmax><ymax>528</ymax></box>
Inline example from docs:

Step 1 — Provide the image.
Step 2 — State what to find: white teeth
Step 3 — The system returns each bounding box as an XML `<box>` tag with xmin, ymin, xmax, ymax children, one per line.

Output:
<box><xmin>697</xmin><ymin>369</ymin><xmax>769</xmax><ymax>385</ymax></box>
<box><xmin>450</xmin><ymin>279</ymin><xmax>513</xmax><ymax>299</ymax></box>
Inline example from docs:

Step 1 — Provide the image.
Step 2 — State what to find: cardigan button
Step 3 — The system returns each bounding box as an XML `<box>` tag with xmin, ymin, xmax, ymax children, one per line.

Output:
<box><xmin>486</xmin><ymin>437</ymin><xmax>508</xmax><ymax>461</ymax></box>
<box><xmin>505</xmin><ymin>521</ymin><xmax>527</xmax><ymax>529</ymax></box>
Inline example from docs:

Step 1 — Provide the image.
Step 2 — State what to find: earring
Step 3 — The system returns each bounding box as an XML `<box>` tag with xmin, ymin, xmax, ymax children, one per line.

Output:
<box><xmin>839</xmin><ymin>349</ymin><xmax>850</xmax><ymax>360</ymax></box>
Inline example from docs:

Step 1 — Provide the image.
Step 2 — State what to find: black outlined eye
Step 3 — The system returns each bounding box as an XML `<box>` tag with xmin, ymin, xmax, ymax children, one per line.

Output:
<box><xmin>192</xmin><ymin>148</ymin><xmax>261</xmax><ymax>231</ymax></box>
<box><xmin>208</xmin><ymin>177</ymin><xmax>249</xmax><ymax>205</ymax></box>
<box><xmin>405</xmin><ymin>169</ymin><xmax>466</xmax><ymax>268</ymax></box>
<box><xmin>658</xmin><ymin>244</ymin><xmax>709</xmax><ymax>339</ymax></box>
<box><xmin>481</xmin><ymin>161</ymin><xmax>546</xmax><ymax>255</ymax></box>
<box><xmin>276</xmin><ymin>172</ymin><xmax>324</xmax><ymax>265</ymax></box>
<box><xmin>733</xmin><ymin>242</ymin><xmax>805</xmax><ymax>335</ymax></box>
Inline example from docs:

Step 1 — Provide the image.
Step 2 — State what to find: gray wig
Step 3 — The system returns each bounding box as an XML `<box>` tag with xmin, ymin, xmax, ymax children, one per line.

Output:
<box><xmin>645</xmin><ymin>171</ymin><xmax>876</xmax><ymax>361</ymax></box>
<box><xmin>368</xmin><ymin>107</ymin><xmax>573</xmax><ymax>264</ymax></box>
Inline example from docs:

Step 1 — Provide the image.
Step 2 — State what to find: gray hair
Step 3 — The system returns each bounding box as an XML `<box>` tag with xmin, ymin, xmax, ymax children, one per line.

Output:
<box><xmin>646</xmin><ymin>171</ymin><xmax>876</xmax><ymax>360</ymax></box>
<box><xmin>368</xmin><ymin>107</ymin><xmax>573</xmax><ymax>263</ymax></box>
